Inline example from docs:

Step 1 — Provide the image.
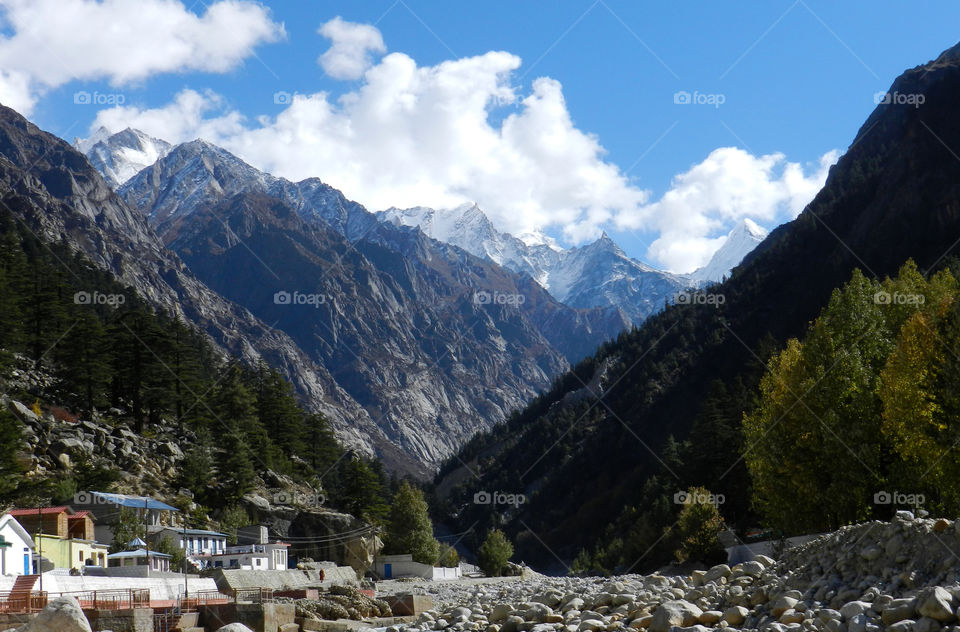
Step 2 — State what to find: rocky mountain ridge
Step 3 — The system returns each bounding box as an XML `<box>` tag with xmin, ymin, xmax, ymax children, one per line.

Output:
<box><xmin>379</xmin><ymin>204</ymin><xmax>694</xmax><ymax>325</ymax></box>
<box><xmin>436</xmin><ymin>39</ymin><xmax>960</xmax><ymax>564</ymax></box>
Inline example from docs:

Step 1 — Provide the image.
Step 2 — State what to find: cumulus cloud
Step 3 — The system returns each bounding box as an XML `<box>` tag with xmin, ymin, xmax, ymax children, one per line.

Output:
<box><xmin>87</xmin><ymin>47</ymin><xmax>645</xmax><ymax>239</ymax></box>
<box><xmin>633</xmin><ymin>148</ymin><xmax>839</xmax><ymax>272</ymax></box>
<box><xmin>317</xmin><ymin>16</ymin><xmax>386</xmax><ymax>80</ymax></box>
<box><xmin>83</xmin><ymin>18</ymin><xmax>838</xmax><ymax>273</ymax></box>
<box><xmin>0</xmin><ymin>0</ymin><xmax>284</xmax><ymax>113</ymax></box>
<box><xmin>90</xmin><ymin>89</ymin><xmax>246</xmax><ymax>144</ymax></box>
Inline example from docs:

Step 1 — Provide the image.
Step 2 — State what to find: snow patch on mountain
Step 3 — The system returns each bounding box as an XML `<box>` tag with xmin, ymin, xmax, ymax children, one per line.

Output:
<box><xmin>379</xmin><ymin>205</ymin><xmax>688</xmax><ymax>324</ymax></box>
<box><xmin>691</xmin><ymin>218</ymin><xmax>768</xmax><ymax>283</ymax></box>
<box><xmin>74</xmin><ymin>127</ymin><xmax>171</xmax><ymax>188</ymax></box>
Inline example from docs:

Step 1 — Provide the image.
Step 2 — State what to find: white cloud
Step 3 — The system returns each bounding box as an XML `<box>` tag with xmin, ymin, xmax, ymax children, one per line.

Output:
<box><xmin>633</xmin><ymin>148</ymin><xmax>839</xmax><ymax>272</ymax></box>
<box><xmin>83</xmin><ymin>19</ymin><xmax>838</xmax><ymax>274</ymax></box>
<box><xmin>0</xmin><ymin>0</ymin><xmax>283</xmax><ymax>114</ymax></box>
<box><xmin>90</xmin><ymin>89</ymin><xmax>246</xmax><ymax>144</ymax></box>
<box><xmin>317</xmin><ymin>16</ymin><xmax>386</xmax><ymax>80</ymax></box>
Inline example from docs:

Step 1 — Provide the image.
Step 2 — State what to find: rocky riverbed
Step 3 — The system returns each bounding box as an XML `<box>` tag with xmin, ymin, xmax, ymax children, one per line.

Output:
<box><xmin>380</xmin><ymin>512</ymin><xmax>960</xmax><ymax>632</ymax></box>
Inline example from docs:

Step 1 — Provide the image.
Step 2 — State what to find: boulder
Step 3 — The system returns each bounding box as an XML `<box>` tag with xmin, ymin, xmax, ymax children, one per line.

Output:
<box><xmin>216</xmin><ymin>625</ymin><xmax>255</xmax><ymax>632</ymax></box>
<box><xmin>16</xmin><ymin>597</ymin><xmax>91</xmax><ymax>632</ymax></box>
<box><xmin>839</xmin><ymin>601</ymin><xmax>871</xmax><ymax>620</ymax></box>
<box><xmin>771</xmin><ymin>596</ymin><xmax>798</xmax><ymax>617</ymax></box>
<box><xmin>698</xmin><ymin>611</ymin><xmax>722</xmax><ymax>624</ymax></box>
<box><xmin>778</xmin><ymin>610</ymin><xmax>803</xmax><ymax>624</ymax></box>
<box><xmin>918</xmin><ymin>588</ymin><xmax>955</xmax><ymax>623</ymax></box>
<box><xmin>562</xmin><ymin>599</ymin><xmax>584</xmax><ymax>614</ymax></box>
<box><xmin>916</xmin><ymin>617</ymin><xmax>943</xmax><ymax>632</ymax></box>
<box><xmin>525</xmin><ymin>603</ymin><xmax>554</xmax><ymax>622</ymax></box>
<box><xmin>704</xmin><ymin>564</ymin><xmax>731</xmax><ymax>583</ymax></box>
<box><xmin>723</xmin><ymin>606</ymin><xmax>749</xmax><ymax>625</ymax></box>
<box><xmin>157</xmin><ymin>441</ymin><xmax>183</xmax><ymax>458</ymax></box>
<box><xmin>883</xmin><ymin>599</ymin><xmax>918</xmax><ymax>626</ymax></box>
<box><xmin>501</xmin><ymin>615</ymin><xmax>525</xmax><ymax>632</ymax></box>
<box><xmin>847</xmin><ymin>613</ymin><xmax>868</xmax><ymax>632</ymax></box>
<box><xmin>649</xmin><ymin>600</ymin><xmax>703</xmax><ymax>632</ymax></box>
<box><xmin>738</xmin><ymin>561</ymin><xmax>765</xmax><ymax>578</ymax></box>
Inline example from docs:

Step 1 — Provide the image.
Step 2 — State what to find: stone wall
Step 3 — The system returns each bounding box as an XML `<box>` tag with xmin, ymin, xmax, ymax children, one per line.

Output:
<box><xmin>199</xmin><ymin>602</ymin><xmax>296</xmax><ymax>632</ymax></box>
<box><xmin>83</xmin><ymin>608</ymin><xmax>153</xmax><ymax>632</ymax></box>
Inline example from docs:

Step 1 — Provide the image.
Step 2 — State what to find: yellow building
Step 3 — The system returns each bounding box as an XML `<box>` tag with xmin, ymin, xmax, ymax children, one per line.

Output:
<box><xmin>9</xmin><ymin>507</ymin><xmax>108</xmax><ymax>571</ymax></box>
<box><xmin>33</xmin><ymin>534</ymin><xmax>108</xmax><ymax>571</ymax></box>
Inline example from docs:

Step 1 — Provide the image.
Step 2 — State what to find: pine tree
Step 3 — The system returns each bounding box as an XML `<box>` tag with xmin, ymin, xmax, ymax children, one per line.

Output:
<box><xmin>55</xmin><ymin>310</ymin><xmax>110</xmax><ymax>415</ymax></box>
<box><xmin>337</xmin><ymin>457</ymin><xmax>388</xmax><ymax>523</ymax></box>
<box><xmin>385</xmin><ymin>481</ymin><xmax>440</xmax><ymax>564</ymax></box>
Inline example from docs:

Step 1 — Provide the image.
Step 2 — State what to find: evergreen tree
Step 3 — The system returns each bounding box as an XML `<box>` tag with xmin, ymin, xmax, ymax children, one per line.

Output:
<box><xmin>477</xmin><ymin>529</ymin><xmax>513</xmax><ymax>576</ymax></box>
<box><xmin>337</xmin><ymin>456</ymin><xmax>389</xmax><ymax>523</ymax></box>
<box><xmin>110</xmin><ymin>508</ymin><xmax>146</xmax><ymax>554</ymax></box>
<box><xmin>668</xmin><ymin>486</ymin><xmax>726</xmax><ymax>564</ymax></box>
<box><xmin>385</xmin><ymin>481</ymin><xmax>440</xmax><ymax>564</ymax></box>
<box><xmin>55</xmin><ymin>310</ymin><xmax>110</xmax><ymax>415</ymax></box>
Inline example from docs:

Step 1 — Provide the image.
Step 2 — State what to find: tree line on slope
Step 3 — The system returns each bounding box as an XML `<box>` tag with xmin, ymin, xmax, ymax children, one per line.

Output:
<box><xmin>0</xmin><ymin>210</ymin><xmax>392</xmax><ymax>522</ymax></box>
<box><xmin>436</xmin><ymin>259</ymin><xmax>960</xmax><ymax>575</ymax></box>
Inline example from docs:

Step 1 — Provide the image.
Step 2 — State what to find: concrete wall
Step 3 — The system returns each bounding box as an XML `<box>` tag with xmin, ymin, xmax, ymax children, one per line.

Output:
<box><xmin>199</xmin><ymin>602</ymin><xmax>295</xmax><ymax>632</ymax></box>
<box><xmin>84</xmin><ymin>608</ymin><xmax>154</xmax><ymax>632</ymax></box>
<box><xmin>374</xmin><ymin>556</ymin><xmax>457</xmax><ymax>580</ymax></box>
<box><xmin>431</xmin><ymin>566</ymin><xmax>461</xmax><ymax>581</ymax></box>
<box><xmin>0</xmin><ymin>612</ymin><xmax>33</xmax><ymax>630</ymax></box>
<box><xmin>211</xmin><ymin>567</ymin><xmax>358</xmax><ymax>593</ymax></box>
<box><xmin>0</xmin><ymin>573</ymin><xmax>219</xmax><ymax>601</ymax></box>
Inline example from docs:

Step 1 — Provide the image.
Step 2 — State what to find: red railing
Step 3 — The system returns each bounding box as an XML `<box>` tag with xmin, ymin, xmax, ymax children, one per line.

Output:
<box><xmin>182</xmin><ymin>587</ymin><xmax>274</xmax><ymax>611</ymax></box>
<box><xmin>182</xmin><ymin>589</ymin><xmax>232</xmax><ymax>611</ymax></box>
<box><xmin>0</xmin><ymin>591</ymin><xmax>48</xmax><ymax>613</ymax></box>
<box><xmin>57</xmin><ymin>588</ymin><xmax>150</xmax><ymax>610</ymax></box>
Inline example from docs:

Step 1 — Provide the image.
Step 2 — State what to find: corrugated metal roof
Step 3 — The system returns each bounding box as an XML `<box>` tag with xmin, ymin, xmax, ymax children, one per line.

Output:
<box><xmin>83</xmin><ymin>492</ymin><xmax>178</xmax><ymax>511</ymax></box>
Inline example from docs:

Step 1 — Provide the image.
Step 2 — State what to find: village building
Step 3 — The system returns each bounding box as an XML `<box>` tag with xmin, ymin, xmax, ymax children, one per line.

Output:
<box><xmin>0</xmin><ymin>514</ymin><xmax>35</xmax><ymax>576</ymax></box>
<box><xmin>373</xmin><ymin>554</ymin><xmax>462</xmax><ymax>581</ymax></box>
<box><xmin>106</xmin><ymin>547</ymin><xmax>172</xmax><ymax>575</ymax></box>
<box><xmin>148</xmin><ymin>527</ymin><xmax>227</xmax><ymax>557</ymax></box>
<box><xmin>71</xmin><ymin>492</ymin><xmax>179</xmax><ymax>545</ymax></box>
<box><xmin>8</xmin><ymin>507</ymin><xmax>108</xmax><ymax>571</ymax></box>
<box><xmin>193</xmin><ymin>542</ymin><xmax>290</xmax><ymax>571</ymax></box>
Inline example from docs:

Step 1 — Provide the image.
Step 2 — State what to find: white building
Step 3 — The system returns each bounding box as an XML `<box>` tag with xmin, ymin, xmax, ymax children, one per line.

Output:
<box><xmin>373</xmin><ymin>554</ymin><xmax>461</xmax><ymax>581</ymax></box>
<box><xmin>106</xmin><ymin>548</ymin><xmax>172</xmax><ymax>575</ymax></box>
<box><xmin>150</xmin><ymin>527</ymin><xmax>227</xmax><ymax>557</ymax></box>
<box><xmin>194</xmin><ymin>542</ymin><xmax>289</xmax><ymax>571</ymax></box>
<box><xmin>0</xmin><ymin>514</ymin><xmax>34</xmax><ymax>576</ymax></box>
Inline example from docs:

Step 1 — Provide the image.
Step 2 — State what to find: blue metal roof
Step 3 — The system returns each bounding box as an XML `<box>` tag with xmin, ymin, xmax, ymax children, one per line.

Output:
<box><xmin>87</xmin><ymin>492</ymin><xmax>179</xmax><ymax>512</ymax></box>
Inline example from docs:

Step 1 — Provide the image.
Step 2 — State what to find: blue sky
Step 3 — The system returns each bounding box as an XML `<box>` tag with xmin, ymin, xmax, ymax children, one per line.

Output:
<box><xmin>8</xmin><ymin>1</ymin><xmax>960</xmax><ymax>271</ymax></box>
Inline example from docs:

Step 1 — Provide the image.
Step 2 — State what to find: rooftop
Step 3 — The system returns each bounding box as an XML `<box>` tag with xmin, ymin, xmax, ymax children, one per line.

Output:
<box><xmin>9</xmin><ymin>506</ymin><xmax>70</xmax><ymax>516</ymax></box>
<box><xmin>107</xmin><ymin>549</ymin><xmax>171</xmax><ymax>559</ymax></box>
<box><xmin>80</xmin><ymin>492</ymin><xmax>178</xmax><ymax>512</ymax></box>
<box><xmin>153</xmin><ymin>527</ymin><xmax>227</xmax><ymax>537</ymax></box>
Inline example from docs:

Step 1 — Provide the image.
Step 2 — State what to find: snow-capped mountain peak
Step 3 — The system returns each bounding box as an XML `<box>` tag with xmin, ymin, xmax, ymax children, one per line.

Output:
<box><xmin>379</xmin><ymin>204</ymin><xmax>688</xmax><ymax>324</ymax></box>
<box><xmin>74</xmin><ymin>127</ymin><xmax>172</xmax><ymax>189</ymax></box>
<box><xmin>692</xmin><ymin>218</ymin><xmax>769</xmax><ymax>283</ymax></box>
